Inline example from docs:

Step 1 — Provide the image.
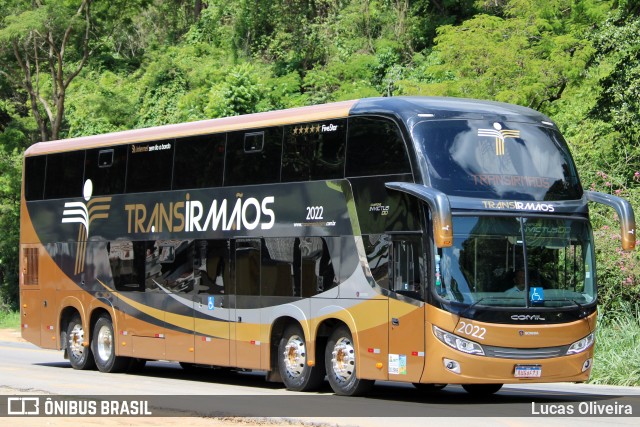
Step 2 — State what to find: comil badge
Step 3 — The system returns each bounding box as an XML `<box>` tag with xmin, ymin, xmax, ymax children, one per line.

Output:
<box><xmin>61</xmin><ymin>180</ymin><xmax>112</xmax><ymax>275</ymax></box>
<box><xmin>478</xmin><ymin>123</ymin><xmax>521</xmax><ymax>156</ymax></box>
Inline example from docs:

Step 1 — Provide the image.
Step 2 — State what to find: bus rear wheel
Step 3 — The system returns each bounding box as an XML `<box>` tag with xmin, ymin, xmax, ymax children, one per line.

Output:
<box><xmin>128</xmin><ymin>358</ymin><xmax>147</xmax><ymax>372</ymax></box>
<box><xmin>461</xmin><ymin>384</ymin><xmax>503</xmax><ymax>395</ymax></box>
<box><xmin>92</xmin><ymin>314</ymin><xmax>130</xmax><ymax>373</ymax></box>
<box><xmin>278</xmin><ymin>324</ymin><xmax>324</xmax><ymax>392</ymax></box>
<box><xmin>325</xmin><ymin>326</ymin><xmax>373</xmax><ymax>396</ymax></box>
<box><xmin>66</xmin><ymin>315</ymin><xmax>96</xmax><ymax>370</ymax></box>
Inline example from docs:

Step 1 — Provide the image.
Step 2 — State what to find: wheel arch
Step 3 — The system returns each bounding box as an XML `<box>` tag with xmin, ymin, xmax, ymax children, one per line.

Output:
<box><xmin>88</xmin><ymin>297</ymin><xmax>117</xmax><ymax>334</ymax></box>
<box><xmin>267</xmin><ymin>315</ymin><xmax>304</xmax><ymax>382</ymax></box>
<box><xmin>313</xmin><ymin>306</ymin><xmax>361</xmax><ymax>377</ymax></box>
<box><xmin>58</xmin><ymin>297</ymin><xmax>85</xmax><ymax>349</ymax></box>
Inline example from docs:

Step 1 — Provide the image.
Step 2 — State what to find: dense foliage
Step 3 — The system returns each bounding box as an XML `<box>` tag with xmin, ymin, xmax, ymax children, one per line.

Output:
<box><xmin>0</xmin><ymin>0</ymin><xmax>638</xmax><ymax>317</ymax></box>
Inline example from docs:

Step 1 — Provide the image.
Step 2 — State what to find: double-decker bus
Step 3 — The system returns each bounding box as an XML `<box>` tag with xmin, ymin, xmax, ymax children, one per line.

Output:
<box><xmin>19</xmin><ymin>97</ymin><xmax>635</xmax><ymax>396</ymax></box>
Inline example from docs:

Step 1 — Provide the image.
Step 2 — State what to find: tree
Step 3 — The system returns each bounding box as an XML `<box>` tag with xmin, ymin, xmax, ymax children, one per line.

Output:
<box><xmin>0</xmin><ymin>0</ymin><xmax>93</xmax><ymax>142</ymax></box>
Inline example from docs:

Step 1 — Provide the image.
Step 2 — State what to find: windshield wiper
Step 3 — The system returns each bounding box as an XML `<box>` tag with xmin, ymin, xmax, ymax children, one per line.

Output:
<box><xmin>460</xmin><ymin>297</ymin><xmax>486</xmax><ymax>318</ymax></box>
<box><xmin>543</xmin><ymin>298</ymin><xmax>590</xmax><ymax>317</ymax></box>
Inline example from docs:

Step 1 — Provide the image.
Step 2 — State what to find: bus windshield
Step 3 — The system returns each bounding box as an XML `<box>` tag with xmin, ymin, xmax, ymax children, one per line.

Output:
<box><xmin>435</xmin><ymin>216</ymin><xmax>595</xmax><ymax>308</ymax></box>
<box><xmin>414</xmin><ymin>120</ymin><xmax>583</xmax><ymax>200</ymax></box>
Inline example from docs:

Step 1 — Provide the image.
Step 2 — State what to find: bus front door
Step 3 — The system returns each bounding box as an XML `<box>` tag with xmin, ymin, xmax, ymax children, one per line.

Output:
<box><xmin>387</xmin><ymin>237</ymin><xmax>426</xmax><ymax>382</ymax></box>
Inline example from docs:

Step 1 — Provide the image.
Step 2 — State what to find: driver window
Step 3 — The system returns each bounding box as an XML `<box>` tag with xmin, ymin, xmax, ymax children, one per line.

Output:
<box><xmin>392</xmin><ymin>238</ymin><xmax>424</xmax><ymax>300</ymax></box>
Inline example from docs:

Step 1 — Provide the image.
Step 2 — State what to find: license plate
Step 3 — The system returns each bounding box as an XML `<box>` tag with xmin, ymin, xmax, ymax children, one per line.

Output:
<box><xmin>514</xmin><ymin>365</ymin><xmax>542</xmax><ymax>378</ymax></box>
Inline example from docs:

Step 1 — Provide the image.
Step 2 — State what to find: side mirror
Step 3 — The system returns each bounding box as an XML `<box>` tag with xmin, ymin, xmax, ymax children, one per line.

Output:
<box><xmin>385</xmin><ymin>182</ymin><xmax>453</xmax><ymax>248</ymax></box>
<box><xmin>585</xmin><ymin>191</ymin><xmax>636</xmax><ymax>251</ymax></box>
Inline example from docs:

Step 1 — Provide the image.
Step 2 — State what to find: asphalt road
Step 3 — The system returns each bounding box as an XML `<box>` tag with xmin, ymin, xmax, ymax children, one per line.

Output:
<box><xmin>1</xmin><ymin>338</ymin><xmax>639</xmax><ymax>426</ymax></box>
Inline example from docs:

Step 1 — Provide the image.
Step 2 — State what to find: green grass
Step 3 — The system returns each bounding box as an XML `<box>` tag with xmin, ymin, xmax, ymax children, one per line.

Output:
<box><xmin>589</xmin><ymin>311</ymin><xmax>640</xmax><ymax>387</ymax></box>
<box><xmin>0</xmin><ymin>310</ymin><xmax>20</xmax><ymax>329</ymax></box>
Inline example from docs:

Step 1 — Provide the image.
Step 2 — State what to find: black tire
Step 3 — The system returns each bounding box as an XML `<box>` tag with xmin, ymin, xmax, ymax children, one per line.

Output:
<box><xmin>179</xmin><ymin>362</ymin><xmax>199</xmax><ymax>371</ymax></box>
<box><xmin>128</xmin><ymin>358</ymin><xmax>147</xmax><ymax>373</ymax></box>
<box><xmin>66</xmin><ymin>315</ymin><xmax>96</xmax><ymax>370</ymax></box>
<box><xmin>278</xmin><ymin>324</ymin><xmax>325</xmax><ymax>392</ymax></box>
<box><xmin>325</xmin><ymin>326</ymin><xmax>373</xmax><ymax>396</ymax></box>
<box><xmin>91</xmin><ymin>314</ymin><xmax>130</xmax><ymax>373</ymax></box>
<box><xmin>413</xmin><ymin>383</ymin><xmax>447</xmax><ymax>392</ymax></box>
<box><xmin>461</xmin><ymin>383</ymin><xmax>503</xmax><ymax>395</ymax></box>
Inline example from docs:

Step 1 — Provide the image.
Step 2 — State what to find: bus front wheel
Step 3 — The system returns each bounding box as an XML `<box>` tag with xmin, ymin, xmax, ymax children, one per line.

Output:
<box><xmin>277</xmin><ymin>324</ymin><xmax>324</xmax><ymax>392</ymax></box>
<box><xmin>325</xmin><ymin>326</ymin><xmax>373</xmax><ymax>396</ymax></box>
<box><xmin>66</xmin><ymin>315</ymin><xmax>96</xmax><ymax>370</ymax></box>
<box><xmin>462</xmin><ymin>384</ymin><xmax>503</xmax><ymax>395</ymax></box>
<box><xmin>91</xmin><ymin>314</ymin><xmax>129</xmax><ymax>373</ymax></box>
<box><xmin>413</xmin><ymin>383</ymin><xmax>447</xmax><ymax>392</ymax></box>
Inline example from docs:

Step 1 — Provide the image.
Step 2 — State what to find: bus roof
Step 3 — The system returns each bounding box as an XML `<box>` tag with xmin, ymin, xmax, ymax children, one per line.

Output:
<box><xmin>24</xmin><ymin>96</ymin><xmax>553</xmax><ymax>156</ymax></box>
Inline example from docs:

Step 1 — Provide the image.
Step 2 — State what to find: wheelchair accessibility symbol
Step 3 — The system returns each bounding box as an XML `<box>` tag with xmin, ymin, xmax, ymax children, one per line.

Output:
<box><xmin>208</xmin><ymin>296</ymin><xmax>215</xmax><ymax>310</ymax></box>
<box><xmin>529</xmin><ymin>287</ymin><xmax>544</xmax><ymax>302</ymax></box>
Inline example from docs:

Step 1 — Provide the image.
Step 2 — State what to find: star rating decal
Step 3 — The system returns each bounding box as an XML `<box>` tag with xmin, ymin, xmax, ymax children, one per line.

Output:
<box><xmin>292</xmin><ymin>124</ymin><xmax>323</xmax><ymax>136</ymax></box>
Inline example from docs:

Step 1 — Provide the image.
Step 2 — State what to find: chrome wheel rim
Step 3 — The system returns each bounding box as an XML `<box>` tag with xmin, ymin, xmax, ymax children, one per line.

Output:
<box><xmin>282</xmin><ymin>335</ymin><xmax>306</xmax><ymax>378</ymax></box>
<box><xmin>331</xmin><ymin>336</ymin><xmax>355</xmax><ymax>383</ymax></box>
<box><xmin>68</xmin><ymin>323</ymin><xmax>86</xmax><ymax>360</ymax></box>
<box><xmin>96</xmin><ymin>324</ymin><xmax>113</xmax><ymax>362</ymax></box>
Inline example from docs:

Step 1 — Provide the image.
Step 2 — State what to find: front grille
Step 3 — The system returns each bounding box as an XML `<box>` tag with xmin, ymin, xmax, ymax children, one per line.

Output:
<box><xmin>483</xmin><ymin>344</ymin><xmax>570</xmax><ymax>359</ymax></box>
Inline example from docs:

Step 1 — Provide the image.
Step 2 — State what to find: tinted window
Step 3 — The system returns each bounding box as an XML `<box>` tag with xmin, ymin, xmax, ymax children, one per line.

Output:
<box><xmin>299</xmin><ymin>237</ymin><xmax>337</xmax><ymax>297</ymax></box>
<box><xmin>44</xmin><ymin>151</ymin><xmax>85</xmax><ymax>199</ymax></box>
<box><xmin>194</xmin><ymin>239</ymin><xmax>228</xmax><ymax>294</ymax></box>
<box><xmin>24</xmin><ymin>156</ymin><xmax>46</xmax><ymax>201</ymax></box>
<box><xmin>85</xmin><ymin>146</ymin><xmax>127</xmax><ymax>196</ymax></box>
<box><xmin>415</xmin><ymin>121</ymin><xmax>583</xmax><ymax>200</ymax></box>
<box><xmin>143</xmin><ymin>240</ymin><xmax>195</xmax><ymax>293</ymax></box>
<box><xmin>262</xmin><ymin>238</ymin><xmax>295</xmax><ymax>297</ymax></box>
<box><xmin>236</xmin><ymin>239</ymin><xmax>260</xmax><ymax>296</ymax></box>
<box><xmin>391</xmin><ymin>237</ymin><xmax>424</xmax><ymax>300</ymax></box>
<box><xmin>346</xmin><ymin>116</ymin><xmax>411</xmax><ymax>177</ymax></box>
<box><xmin>109</xmin><ymin>240</ymin><xmax>145</xmax><ymax>292</ymax></box>
<box><xmin>282</xmin><ymin>120</ymin><xmax>346</xmax><ymax>182</ymax></box>
<box><xmin>173</xmin><ymin>134</ymin><xmax>225</xmax><ymax>190</ymax></box>
<box><xmin>364</xmin><ymin>234</ymin><xmax>390</xmax><ymax>289</ymax></box>
<box><xmin>126</xmin><ymin>139</ymin><xmax>174</xmax><ymax>193</ymax></box>
<box><xmin>244</xmin><ymin>132</ymin><xmax>264</xmax><ymax>152</ymax></box>
<box><xmin>225</xmin><ymin>128</ymin><xmax>282</xmax><ymax>186</ymax></box>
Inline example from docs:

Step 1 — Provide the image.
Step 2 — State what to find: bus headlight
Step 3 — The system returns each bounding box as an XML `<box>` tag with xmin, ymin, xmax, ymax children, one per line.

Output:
<box><xmin>566</xmin><ymin>333</ymin><xmax>595</xmax><ymax>355</ymax></box>
<box><xmin>433</xmin><ymin>326</ymin><xmax>484</xmax><ymax>356</ymax></box>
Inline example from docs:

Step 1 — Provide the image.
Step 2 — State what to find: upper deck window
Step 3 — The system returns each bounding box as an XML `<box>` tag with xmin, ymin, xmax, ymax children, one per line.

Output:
<box><xmin>44</xmin><ymin>151</ymin><xmax>85</xmax><ymax>199</ymax></box>
<box><xmin>85</xmin><ymin>146</ymin><xmax>127</xmax><ymax>196</ymax></box>
<box><xmin>126</xmin><ymin>139</ymin><xmax>174</xmax><ymax>193</ymax></box>
<box><xmin>225</xmin><ymin>128</ymin><xmax>282</xmax><ymax>186</ymax></box>
<box><xmin>173</xmin><ymin>133</ymin><xmax>225</xmax><ymax>190</ymax></box>
<box><xmin>24</xmin><ymin>156</ymin><xmax>46</xmax><ymax>201</ymax></box>
<box><xmin>282</xmin><ymin>119</ymin><xmax>346</xmax><ymax>182</ymax></box>
<box><xmin>414</xmin><ymin>120</ymin><xmax>582</xmax><ymax>201</ymax></box>
<box><xmin>346</xmin><ymin>116</ymin><xmax>411</xmax><ymax>177</ymax></box>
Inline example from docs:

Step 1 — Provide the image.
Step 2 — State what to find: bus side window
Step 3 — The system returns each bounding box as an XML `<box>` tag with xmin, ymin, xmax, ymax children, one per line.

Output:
<box><xmin>109</xmin><ymin>240</ymin><xmax>144</xmax><ymax>292</ymax></box>
<box><xmin>24</xmin><ymin>156</ymin><xmax>46</xmax><ymax>201</ymax></box>
<box><xmin>225</xmin><ymin>128</ymin><xmax>282</xmax><ymax>186</ymax></box>
<box><xmin>126</xmin><ymin>138</ymin><xmax>174</xmax><ymax>193</ymax></box>
<box><xmin>391</xmin><ymin>238</ymin><xmax>423</xmax><ymax>300</ymax></box>
<box><xmin>282</xmin><ymin>119</ymin><xmax>346</xmax><ymax>182</ymax></box>
<box><xmin>44</xmin><ymin>151</ymin><xmax>86</xmax><ymax>199</ymax></box>
<box><xmin>346</xmin><ymin>116</ymin><xmax>411</xmax><ymax>177</ymax></box>
<box><xmin>235</xmin><ymin>239</ymin><xmax>261</xmax><ymax>297</ymax></box>
<box><xmin>299</xmin><ymin>237</ymin><xmax>337</xmax><ymax>297</ymax></box>
<box><xmin>262</xmin><ymin>238</ymin><xmax>296</xmax><ymax>297</ymax></box>
<box><xmin>364</xmin><ymin>234</ymin><xmax>391</xmax><ymax>290</ymax></box>
<box><xmin>194</xmin><ymin>240</ymin><xmax>228</xmax><ymax>294</ymax></box>
<box><xmin>173</xmin><ymin>134</ymin><xmax>225</xmax><ymax>190</ymax></box>
<box><xmin>85</xmin><ymin>146</ymin><xmax>127</xmax><ymax>196</ymax></box>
